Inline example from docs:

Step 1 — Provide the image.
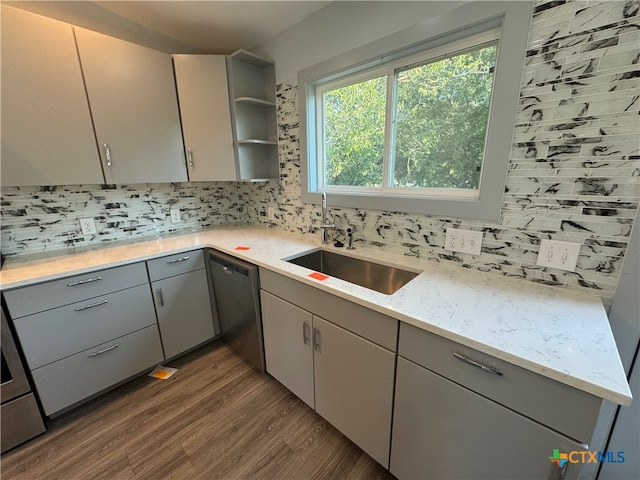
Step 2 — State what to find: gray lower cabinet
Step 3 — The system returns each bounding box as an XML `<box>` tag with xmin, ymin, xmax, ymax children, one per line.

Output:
<box><xmin>3</xmin><ymin>262</ymin><xmax>164</xmax><ymax>416</ymax></box>
<box><xmin>149</xmin><ymin>250</ymin><xmax>216</xmax><ymax>359</ymax></box>
<box><xmin>391</xmin><ymin>357</ymin><xmax>585</xmax><ymax>480</ymax></box>
<box><xmin>390</xmin><ymin>322</ymin><xmax>602</xmax><ymax>480</ymax></box>
<box><xmin>261</xmin><ymin>290</ymin><xmax>314</xmax><ymax>408</ymax></box>
<box><xmin>32</xmin><ymin>325</ymin><xmax>164</xmax><ymax>416</ymax></box>
<box><xmin>313</xmin><ymin>316</ymin><xmax>395</xmax><ymax>468</ymax></box>
<box><xmin>260</xmin><ymin>272</ymin><xmax>397</xmax><ymax>469</ymax></box>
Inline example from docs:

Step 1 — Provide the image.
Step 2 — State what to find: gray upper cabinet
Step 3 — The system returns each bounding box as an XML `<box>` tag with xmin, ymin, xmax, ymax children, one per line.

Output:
<box><xmin>173</xmin><ymin>55</ymin><xmax>237</xmax><ymax>182</ymax></box>
<box><xmin>227</xmin><ymin>50</ymin><xmax>278</xmax><ymax>181</ymax></box>
<box><xmin>0</xmin><ymin>5</ymin><xmax>103</xmax><ymax>187</ymax></box>
<box><xmin>75</xmin><ymin>27</ymin><xmax>187</xmax><ymax>184</ymax></box>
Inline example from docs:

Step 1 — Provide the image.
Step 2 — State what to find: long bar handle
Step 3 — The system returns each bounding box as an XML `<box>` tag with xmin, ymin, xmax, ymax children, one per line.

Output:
<box><xmin>156</xmin><ymin>288</ymin><xmax>164</xmax><ymax>307</ymax></box>
<box><xmin>313</xmin><ymin>327</ymin><xmax>321</xmax><ymax>351</ymax></box>
<box><xmin>74</xmin><ymin>299</ymin><xmax>109</xmax><ymax>312</ymax></box>
<box><xmin>188</xmin><ymin>148</ymin><xmax>194</xmax><ymax>167</ymax></box>
<box><xmin>88</xmin><ymin>344</ymin><xmax>118</xmax><ymax>358</ymax></box>
<box><xmin>104</xmin><ymin>144</ymin><xmax>112</xmax><ymax>167</ymax></box>
<box><xmin>453</xmin><ymin>352</ymin><xmax>503</xmax><ymax>376</ymax></box>
<box><xmin>303</xmin><ymin>322</ymin><xmax>310</xmax><ymax>345</ymax></box>
<box><xmin>167</xmin><ymin>256</ymin><xmax>190</xmax><ymax>264</ymax></box>
<box><xmin>67</xmin><ymin>276</ymin><xmax>102</xmax><ymax>287</ymax></box>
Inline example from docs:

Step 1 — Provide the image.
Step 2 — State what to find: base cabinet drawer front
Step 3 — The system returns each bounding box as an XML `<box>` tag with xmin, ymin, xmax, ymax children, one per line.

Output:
<box><xmin>147</xmin><ymin>249</ymin><xmax>205</xmax><ymax>282</ymax></box>
<box><xmin>32</xmin><ymin>325</ymin><xmax>164</xmax><ymax>416</ymax></box>
<box><xmin>398</xmin><ymin>323</ymin><xmax>600</xmax><ymax>443</ymax></box>
<box><xmin>261</xmin><ymin>290</ymin><xmax>314</xmax><ymax>409</ymax></box>
<box><xmin>313</xmin><ymin>316</ymin><xmax>395</xmax><ymax>469</ymax></box>
<box><xmin>152</xmin><ymin>268</ymin><xmax>215</xmax><ymax>359</ymax></box>
<box><xmin>3</xmin><ymin>262</ymin><xmax>149</xmax><ymax>318</ymax></box>
<box><xmin>260</xmin><ymin>268</ymin><xmax>398</xmax><ymax>351</ymax></box>
<box><xmin>13</xmin><ymin>284</ymin><xmax>158</xmax><ymax>370</ymax></box>
<box><xmin>391</xmin><ymin>357</ymin><xmax>584</xmax><ymax>480</ymax></box>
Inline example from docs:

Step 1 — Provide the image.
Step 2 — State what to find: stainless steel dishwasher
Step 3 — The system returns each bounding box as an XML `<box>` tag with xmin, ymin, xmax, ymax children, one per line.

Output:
<box><xmin>208</xmin><ymin>249</ymin><xmax>265</xmax><ymax>372</ymax></box>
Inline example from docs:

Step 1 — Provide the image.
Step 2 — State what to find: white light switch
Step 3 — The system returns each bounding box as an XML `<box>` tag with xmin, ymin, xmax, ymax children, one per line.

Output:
<box><xmin>170</xmin><ymin>208</ymin><xmax>181</xmax><ymax>223</ymax></box>
<box><xmin>79</xmin><ymin>218</ymin><xmax>97</xmax><ymax>235</ymax></box>
<box><xmin>445</xmin><ymin>228</ymin><xmax>483</xmax><ymax>255</ymax></box>
<box><xmin>267</xmin><ymin>206</ymin><xmax>274</xmax><ymax>221</ymax></box>
<box><xmin>536</xmin><ymin>239</ymin><xmax>581</xmax><ymax>272</ymax></box>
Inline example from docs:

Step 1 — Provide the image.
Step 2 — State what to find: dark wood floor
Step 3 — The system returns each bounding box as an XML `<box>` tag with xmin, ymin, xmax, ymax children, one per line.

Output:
<box><xmin>2</xmin><ymin>341</ymin><xmax>396</xmax><ymax>480</ymax></box>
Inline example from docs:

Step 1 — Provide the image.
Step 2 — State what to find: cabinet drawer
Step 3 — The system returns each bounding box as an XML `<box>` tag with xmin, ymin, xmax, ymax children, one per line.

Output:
<box><xmin>32</xmin><ymin>325</ymin><xmax>164</xmax><ymax>416</ymax></box>
<box><xmin>14</xmin><ymin>284</ymin><xmax>157</xmax><ymax>370</ymax></box>
<box><xmin>398</xmin><ymin>322</ymin><xmax>601</xmax><ymax>443</ymax></box>
<box><xmin>3</xmin><ymin>262</ymin><xmax>149</xmax><ymax>318</ymax></box>
<box><xmin>146</xmin><ymin>249</ymin><xmax>204</xmax><ymax>281</ymax></box>
<box><xmin>260</xmin><ymin>268</ymin><xmax>397</xmax><ymax>351</ymax></box>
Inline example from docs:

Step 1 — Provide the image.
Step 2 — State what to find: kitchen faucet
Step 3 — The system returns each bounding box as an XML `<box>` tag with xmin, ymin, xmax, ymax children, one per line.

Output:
<box><xmin>320</xmin><ymin>192</ymin><xmax>335</xmax><ymax>244</ymax></box>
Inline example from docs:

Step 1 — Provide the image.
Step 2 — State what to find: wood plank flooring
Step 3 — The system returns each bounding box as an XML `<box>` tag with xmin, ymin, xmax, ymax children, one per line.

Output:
<box><xmin>1</xmin><ymin>341</ymin><xmax>396</xmax><ymax>480</ymax></box>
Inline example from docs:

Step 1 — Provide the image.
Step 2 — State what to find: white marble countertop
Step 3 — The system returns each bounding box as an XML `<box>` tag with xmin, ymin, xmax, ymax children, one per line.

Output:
<box><xmin>0</xmin><ymin>225</ymin><xmax>632</xmax><ymax>406</ymax></box>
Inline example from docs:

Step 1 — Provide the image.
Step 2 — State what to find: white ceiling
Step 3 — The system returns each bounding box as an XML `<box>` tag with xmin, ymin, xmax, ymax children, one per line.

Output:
<box><xmin>6</xmin><ymin>1</ymin><xmax>331</xmax><ymax>54</ymax></box>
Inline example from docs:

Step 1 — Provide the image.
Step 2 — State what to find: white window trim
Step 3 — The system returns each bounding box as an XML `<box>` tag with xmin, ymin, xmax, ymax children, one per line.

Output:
<box><xmin>298</xmin><ymin>1</ymin><xmax>534</xmax><ymax>222</ymax></box>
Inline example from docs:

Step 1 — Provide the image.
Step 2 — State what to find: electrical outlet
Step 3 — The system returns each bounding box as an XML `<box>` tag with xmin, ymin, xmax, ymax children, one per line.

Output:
<box><xmin>170</xmin><ymin>208</ymin><xmax>181</xmax><ymax>223</ymax></box>
<box><xmin>445</xmin><ymin>228</ymin><xmax>483</xmax><ymax>255</ymax></box>
<box><xmin>267</xmin><ymin>206</ymin><xmax>274</xmax><ymax>221</ymax></box>
<box><xmin>536</xmin><ymin>239</ymin><xmax>581</xmax><ymax>272</ymax></box>
<box><xmin>79</xmin><ymin>218</ymin><xmax>97</xmax><ymax>235</ymax></box>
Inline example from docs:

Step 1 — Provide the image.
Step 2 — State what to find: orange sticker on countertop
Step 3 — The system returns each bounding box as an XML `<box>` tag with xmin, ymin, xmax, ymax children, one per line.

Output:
<box><xmin>308</xmin><ymin>272</ymin><xmax>329</xmax><ymax>281</ymax></box>
<box><xmin>235</xmin><ymin>246</ymin><xmax>251</xmax><ymax>251</ymax></box>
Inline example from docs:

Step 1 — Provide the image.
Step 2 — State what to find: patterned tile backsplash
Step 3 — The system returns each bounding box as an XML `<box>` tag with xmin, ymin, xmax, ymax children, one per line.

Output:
<box><xmin>1</xmin><ymin>183</ymin><xmax>243</xmax><ymax>254</ymax></box>
<box><xmin>1</xmin><ymin>0</ymin><xmax>638</xmax><ymax>305</ymax></box>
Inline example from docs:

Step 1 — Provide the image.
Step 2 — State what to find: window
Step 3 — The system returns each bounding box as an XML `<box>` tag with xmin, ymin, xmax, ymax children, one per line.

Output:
<box><xmin>299</xmin><ymin>2</ymin><xmax>533</xmax><ymax>221</ymax></box>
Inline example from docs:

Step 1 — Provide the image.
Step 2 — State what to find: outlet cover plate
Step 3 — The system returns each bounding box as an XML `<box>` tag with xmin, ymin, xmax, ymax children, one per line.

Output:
<box><xmin>536</xmin><ymin>239</ymin><xmax>581</xmax><ymax>272</ymax></box>
<box><xmin>170</xmin><ymin>208</ymin><xmax>181</xmax><ymax>223</ymax></box>
<box><xmin>445</xmin><ymin>228</ymin><xmax>483</xmax><ymax>255</ymax></box>
<box><xmin>267</xmin><ymin>206</ymin><xmax>274</xmax><ymax>221</ymax></box>
<box><xmin>79</xmin><ymin>218</ymin><xmax>97</xmax><ymax>235</ymax></box>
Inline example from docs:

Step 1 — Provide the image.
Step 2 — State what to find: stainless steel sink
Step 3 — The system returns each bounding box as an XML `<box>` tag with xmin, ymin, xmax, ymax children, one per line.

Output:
<box><xmin>286</xmin><ymin>249</ymin><xmax>419</xmax><ymax>295</ymax></box>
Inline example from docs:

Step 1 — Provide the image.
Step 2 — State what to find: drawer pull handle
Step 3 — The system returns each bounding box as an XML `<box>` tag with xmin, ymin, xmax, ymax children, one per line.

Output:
<box><xmin>88</xmin><ymin>344</ymin><xmax>118</xmax><ymax>358</ymax></box>
<box><xmin>74</xmin><ymin>299</ymin><xmax>109</xmax><ymax>312</ymax></box>
<box><xmin>67</xmin><ymin>276</ymin><xmax>102</xmax><ymax>287</ymax></box>
<box><xmin>453</xmin><ymin>352</ymin><xmax>503</xmax><ymax>376</ymax></box>
<box><xmin>167</xmin><ymin>256</ymin><xmax>190</xmax><ymax>264</ymax></box>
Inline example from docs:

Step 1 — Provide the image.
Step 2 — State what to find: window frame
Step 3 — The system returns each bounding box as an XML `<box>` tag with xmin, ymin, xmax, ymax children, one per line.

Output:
<box><xmin>316</xmin><ymin>29</ymin><xmax>500</xmax><ymax>197</ymax></box>
<box><xmin>298</xmin><ymin>1</ymin><xmax>533</xmax><ymax>222</ymax></box>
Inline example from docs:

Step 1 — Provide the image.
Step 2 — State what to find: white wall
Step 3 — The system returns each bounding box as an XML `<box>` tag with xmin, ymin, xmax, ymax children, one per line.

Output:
<box><xmin>254</xmin><ymin>0</ymin><xmax>464</xmax><ymax>84</ymax></box>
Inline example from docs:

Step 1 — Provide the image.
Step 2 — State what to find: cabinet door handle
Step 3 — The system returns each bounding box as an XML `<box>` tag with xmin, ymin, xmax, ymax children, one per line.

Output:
<box><xmin>88</xmin><ymin>344</ymin><xmax>118</xmax><ymax>358</ymax></box>
<box><xmin>313</xmin><ymin>327</ymin><xmax>321</xmax><ymax>351</ymax></box>
<box><xmin>453</xmin><ymin>352</ymin><xmax>503</xmax><ymax>376</ymax></box>
<box><xmin>67</xmin><ymin>276</ymin><xmax>102</xmax><ymax>287</ymax></box>
<box><xmin>188</xmin><ymin>148</ymin><xmax>194</xmax><ymax>167</ymax></box>
<box><xmin>103</xmin><ymin>144</ymin><xmax>112</xmax><ymax>167</ymax></box>
<box><xmin>302</xmin><ymin>322</ymin><xmax>310</xmax><ymax>345</ymax></box>
<box><xmin>74</xmin><ymin>299</ymin><xmax>109</xmax><ymax>312</ymax></box>
<box><xmin>167</xmin><ymin>256</ymin><xmax>190</xmax><ymax>264</ymax></box>
<box><xmin>156</xmin><ymin>288</ymin><xmax>164</xmax><ymax>307</ymax></box>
